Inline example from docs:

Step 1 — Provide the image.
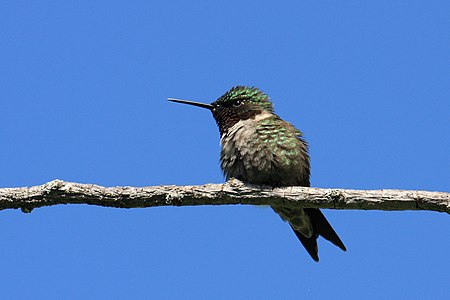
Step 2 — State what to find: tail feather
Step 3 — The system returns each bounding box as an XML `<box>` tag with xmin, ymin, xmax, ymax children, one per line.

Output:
<box><xmin>304</xmin><ymin>208</ymin><xmax>346</xmax><ymax>251</ymax></box>
<box><xmin>289</xmin><ymin>208</ymin><xmax>346</xmax><ymax>262</ymax></box>
<box><xmin>291</xmin><ymin>225</ymin><xmax>320</xmax><ymax>262</ymax></box>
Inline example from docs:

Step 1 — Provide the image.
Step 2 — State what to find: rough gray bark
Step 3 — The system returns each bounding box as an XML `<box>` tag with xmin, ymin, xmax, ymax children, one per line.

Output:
<box><xmin>1</xmin><ymin>179</ymin><xmax>449</xmax><ymax>214</ymax></box>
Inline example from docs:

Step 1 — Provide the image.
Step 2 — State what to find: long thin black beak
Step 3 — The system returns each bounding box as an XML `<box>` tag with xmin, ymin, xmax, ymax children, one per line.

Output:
<box><xmin>168</xmin><ymin>98</ymin><xmax>213</xmax><ymax>110</ymax></box>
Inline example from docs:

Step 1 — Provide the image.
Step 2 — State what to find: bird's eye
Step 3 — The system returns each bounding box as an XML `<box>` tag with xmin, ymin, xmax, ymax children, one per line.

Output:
<box><xmin>233</xmin><ymin>100</ymin><xmax>242</xmax><ymax>107</ymax></box>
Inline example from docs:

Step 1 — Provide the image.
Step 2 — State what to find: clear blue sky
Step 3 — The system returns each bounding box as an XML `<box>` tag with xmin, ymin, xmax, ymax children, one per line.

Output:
<box><xmin>1</xmin><ymin>1</ymin><xmax>449</xmax><ymax>299</ymax></box>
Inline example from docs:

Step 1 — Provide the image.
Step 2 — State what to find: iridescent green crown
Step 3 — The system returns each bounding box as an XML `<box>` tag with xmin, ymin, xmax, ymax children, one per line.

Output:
<box><xmin>213</xmin><ymin>86</ymin><xmax>273</xmax><ymax>111</ymax></box>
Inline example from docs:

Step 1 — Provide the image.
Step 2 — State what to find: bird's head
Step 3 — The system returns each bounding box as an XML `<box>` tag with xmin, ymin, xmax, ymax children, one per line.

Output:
<box><xmin>169</xmin><ymin>86</ymin><xmax>274</xmax><ymax>135</ymax></box>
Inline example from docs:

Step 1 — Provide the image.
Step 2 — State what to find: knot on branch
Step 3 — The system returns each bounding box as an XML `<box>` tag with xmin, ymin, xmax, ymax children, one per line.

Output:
<box><xmin>165</xmin><ymin>190</ymin><xmax>184</xmax><ymax>206</ymax></box>
<box><xmin>328</xmin><ymin>189</ymin><xmax>344</xmax><ymax>209</ymax></box>
<box><xmin>43</xmin><ymin>179</ymin><xmax>65</xmax><ymax>193</ymax></box>
<box><xmin>224</xmin><ymin>178</ymin><xmax>246</xmax><ymax>188</ymax></box>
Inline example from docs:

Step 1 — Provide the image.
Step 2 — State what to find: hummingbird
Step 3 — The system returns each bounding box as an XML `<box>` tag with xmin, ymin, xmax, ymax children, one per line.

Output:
<box><xmin>168</xmin><ymin>86</ymin><xmax>346</xmax><ymax>261</ymax></box>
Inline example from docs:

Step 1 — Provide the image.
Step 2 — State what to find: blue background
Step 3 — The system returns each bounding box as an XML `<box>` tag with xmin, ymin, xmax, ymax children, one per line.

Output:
<box><xmin>1</xmin><ymin>1</ymin><xmax>449</xmax><ymax>299</ymax></box>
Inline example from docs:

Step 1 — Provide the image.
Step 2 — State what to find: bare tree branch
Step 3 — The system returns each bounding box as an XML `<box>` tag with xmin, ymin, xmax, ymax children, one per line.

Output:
<box><xmin>0</xmin><ymin>179</ymin><xmax>449</xmax><ymax>214</ymax></box>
